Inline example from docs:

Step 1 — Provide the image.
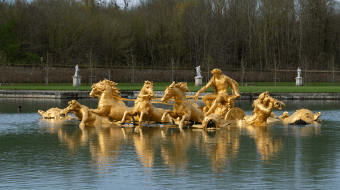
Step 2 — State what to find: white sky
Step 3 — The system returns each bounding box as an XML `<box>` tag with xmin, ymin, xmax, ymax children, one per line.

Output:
<box><xmin>115</xmin><ymin>0</ymin><xmax>138</xmax><ymax>8</ymax></box>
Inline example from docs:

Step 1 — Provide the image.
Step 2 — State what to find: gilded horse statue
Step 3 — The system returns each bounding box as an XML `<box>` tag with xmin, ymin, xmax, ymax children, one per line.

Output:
<box><xmin>161</xmin><ymin>82</ymin><xmax>205</xmax><ymax>128</ymax></box>
<box><xmin>90</xmin><ymin>79</ymin><xmax>132</xmax><ymax>121</ymax></box>
<box><xmin>121</xmin><ymin>81</ymin><xmax>171</xmax><ymax>124</ymax></box>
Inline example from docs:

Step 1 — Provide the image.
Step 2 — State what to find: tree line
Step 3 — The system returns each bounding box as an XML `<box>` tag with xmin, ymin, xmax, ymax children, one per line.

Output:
<box><xmin>0</xmin><ymin>0</ymin><xmax>340</xmax><ymax>73</ymax></box>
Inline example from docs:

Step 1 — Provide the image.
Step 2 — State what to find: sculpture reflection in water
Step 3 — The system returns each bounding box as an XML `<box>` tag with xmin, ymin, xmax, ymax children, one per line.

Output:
<box><xmin>242</xmin><ymin>125</ymin><xmax>284</xmax><ymax>162</ymax></box>
<box><xmin>38</xmin><ymin>118</ymin><xmax>321</xmax><ymax>174</ymax></box>
<box><xmin>38</xmin><ymin>121</ymin><xmax>125</xmax><ymax>167</ymax></box>
<box><xmin>38</xmin><ymin>68</ymin><xmax>322</xmax><ymax>129</ymax></box>
<box><xmin>201</xmin><ymin>128</ymin><xmax>240</xmax><ymax>172</ymax></box>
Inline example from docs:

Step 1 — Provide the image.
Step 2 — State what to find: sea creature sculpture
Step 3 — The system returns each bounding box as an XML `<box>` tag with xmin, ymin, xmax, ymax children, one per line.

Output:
<box><xmin>161</xmin><ymin>82</ymin><xmax>205</xmax><ymax>128</ymax></box>
<box><xmin>61</xmin><ymin>100</ymin><xmax>111</xmax><ymax>128</ymax></box>
<box><xmin>121</xmin><ymin>81</ymin><xmax>171</xmax><ymax>124</ymax></box>
<box><xmin>38</xmin><ymin>107</ymin><xmax>74</xmax><ymax>121</ymax></box>
<box><xmin>278</xmin><ymin>109</ymin><xmax>321</xmax><ymax>125</ymax></box>
<box><xmin>90</xmin><ymin>79</ymin><xmax>133</xmax><ymax>121</ymax></box>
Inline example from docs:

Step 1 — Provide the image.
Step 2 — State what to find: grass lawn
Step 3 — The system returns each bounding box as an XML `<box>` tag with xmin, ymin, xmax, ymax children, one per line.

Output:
<box><xmin>1</xmin><ymin>82</ymin><xmax>340</xmax><ymax>93</ymax></box>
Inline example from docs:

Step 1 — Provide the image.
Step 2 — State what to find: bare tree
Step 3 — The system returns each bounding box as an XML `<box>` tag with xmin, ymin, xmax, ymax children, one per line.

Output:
<box><xmin>44</xmin><ymin>52</ymin><xmax>52</xmax><ymax>86</ymax></box>
<box><xmin>203</xmin><ymin>52</ymin><xmax>214</xmax><ymax>79</ymax></box>
<box><xmin>86</xmin><ymin>49</ymin><xmax>97</xmax><ymax>84</ymax></box>
<box><xmin>0</xmin><ymin>50</ymin><xmax>7</xmax><ymax>83</ymax></box>
<box><xmin>240</xmin><ymin>58</ymin><xmax>247</xmax><ymax>86</ymax></box>
<box><xmin>126</xmin><ymin>48</ymin><xmax>138</xmax><ymax>86</ymax></box>
<box><xmin>328</xmin><ymin>55</ymin><xmax>337</xmax><ymax>85</ymax></box>
<box><xmin>300</xmin><ymin>56</ymin><xmax>309</xmax><ymax>85</ymax></box>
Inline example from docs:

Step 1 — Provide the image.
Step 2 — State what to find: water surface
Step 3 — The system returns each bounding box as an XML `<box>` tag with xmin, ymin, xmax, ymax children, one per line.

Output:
<box><xmin>0</xmin><ymin>98</ymin><xmax>340</xmax><ymax>189</ymax></box>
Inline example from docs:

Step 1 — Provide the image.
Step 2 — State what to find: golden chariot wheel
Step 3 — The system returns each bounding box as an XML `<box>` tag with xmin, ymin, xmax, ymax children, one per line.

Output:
<box><xmin>224</xmin><ymin>107</ymin><xmax>246</xmax><ymax>121</ymax></box>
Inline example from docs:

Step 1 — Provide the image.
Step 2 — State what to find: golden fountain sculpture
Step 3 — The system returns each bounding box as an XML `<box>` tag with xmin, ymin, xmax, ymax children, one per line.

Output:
<box><xmin>194</xmin><ymin>68</ymin><xmax>241</xmax><ymax>116</ymax></box>
<box><xmin>38</xmin><ymin>68</ymin><xmax>322</xmax><ymax>129</ymax></box>
<box><xmin>38</xmin><ymin>107</ymin><xmax>75</xmax><ymax>121</ymax></box>
<box><xmin>278</xmin><ymin>109</ymin><xmax>321</xmax><ymax>125</ymax></box>
<box><xmin>243</xmin><ymin>91</ymin><xmax>286</xmax><ymax>127</ymax></box>
<box><xmin>89</xmin><ymin>79</ymin><xmax>133</xmax><ymax>121</ymax></box>
<box><xmin>161</xmin><ymin>82</ymin><xmax>205</xmax><ymax>128</ymax></box>
<box><xmin>121</xmin><ymin>81</ymin><xmax>172</xmax><ymax>124</ymax></box>
<box><xmin>194</xmin><ymin>68</ymin><xmax>246</xmax><ymax>128</ymax></box>
<box><xmin>61</xmin><ymin>100</ymin><xmax>112</xmax><ymax>129</ymax></box>
<box><xmin>241</xmin><ymin>91</ymin><xmax>321</xmax><ymax>127</ymax></box>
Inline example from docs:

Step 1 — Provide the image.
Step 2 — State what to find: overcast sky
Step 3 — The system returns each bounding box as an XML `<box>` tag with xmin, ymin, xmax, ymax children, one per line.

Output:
<box><xmin>115</xmin><ymin>0</ymin><xmax>138</xmax><ymax>8</ymax></box>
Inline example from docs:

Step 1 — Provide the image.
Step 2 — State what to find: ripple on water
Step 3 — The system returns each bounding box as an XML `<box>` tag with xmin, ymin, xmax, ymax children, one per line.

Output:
<box><xmin>0</xmin><ymin>113</ymin><xmax>40</xmax><ymax>134</ymax></box>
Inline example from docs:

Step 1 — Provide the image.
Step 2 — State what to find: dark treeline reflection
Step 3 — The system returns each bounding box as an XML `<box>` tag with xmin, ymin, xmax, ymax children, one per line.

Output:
<box><xmin>1</xmin><ymin>0</ymin><xmax>340</xmax><ymax>72</ymax></box>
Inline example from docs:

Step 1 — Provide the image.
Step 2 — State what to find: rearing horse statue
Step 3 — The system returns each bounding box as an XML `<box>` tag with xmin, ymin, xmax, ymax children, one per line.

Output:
<box><xmin>161</xmin><ymin>82</ymin><xmax>205</xmax><ymax>128</ymax></box>
<box><xmin>90</xmin><ymin>79</ymin><xmax>132</xmax><ymax>121</ymax></box>
<box><xmin>121</xmin><ymin>81</ymin><xmax>171</xmax><ymax>124</ymax></box>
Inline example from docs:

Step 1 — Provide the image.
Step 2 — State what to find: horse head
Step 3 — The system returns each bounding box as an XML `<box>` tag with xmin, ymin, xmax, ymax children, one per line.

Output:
<box><xmin>140</xmin><ymin>80</ymin><xmax>155</xmax><ymax>99</ymax></box>
<box><xmin>90</xmin><ymin>79</ymin><xmax>120</xmax><ymax>98</ymax></box>
<box><xmin>90</xmin><ymin>82</ymin><xmax>101</xmax><ymax>98</ymax></box>
<box><xmin>161</xmin><ymin>82</ymin><xmax>189</xmax><ymax>103</ymax></box>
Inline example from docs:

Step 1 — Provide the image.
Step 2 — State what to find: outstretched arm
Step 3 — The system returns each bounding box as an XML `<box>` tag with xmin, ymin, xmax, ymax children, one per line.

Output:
<box><xmin>195</xmin><ymin>77</ymin><xmax>213</xmax><ymax>101</ymax></box>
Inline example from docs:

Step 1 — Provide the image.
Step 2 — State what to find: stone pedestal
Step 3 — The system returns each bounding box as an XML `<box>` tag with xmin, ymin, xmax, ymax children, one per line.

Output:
<box><xmin>195</xmin><ymin>76</ymin><xmax>203</xmax><ymax>86</ymax></box>
<box><xmin>72</xmin><ymin>76</ymin><xmax>82</xmax><ymax>86</ymax></box>
<box><xmin>295</xmin><ymin>77</ymin><xmax>303</xmax><ymax>86</ymax></box>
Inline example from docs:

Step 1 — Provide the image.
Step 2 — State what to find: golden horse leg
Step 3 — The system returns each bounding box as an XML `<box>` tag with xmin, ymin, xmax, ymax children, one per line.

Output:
<box><xmin>139</xmin><ymin>111</ymin><xmax>148</xmax><ymax>125</ymax></box>
<box><xmin>179</xmin><ymin>112</ymin><xmax>191</xmax><ymax>129</ymax></box>
<box><xmin>121</xmin><ymin>110</ymin><xmax>137</xmax><ymax>123</ymax></box>
<box><xmin>161</xmin><ymin>110</ymin><xmax>171</xmax><ymax>122</ymax></box>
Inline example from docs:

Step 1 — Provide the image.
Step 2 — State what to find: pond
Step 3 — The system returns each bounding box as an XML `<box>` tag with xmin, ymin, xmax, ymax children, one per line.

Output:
<box><xmin>0</xmin><ymin>98</ymin><xmax>340</xmax><ymax>189</ymax></box>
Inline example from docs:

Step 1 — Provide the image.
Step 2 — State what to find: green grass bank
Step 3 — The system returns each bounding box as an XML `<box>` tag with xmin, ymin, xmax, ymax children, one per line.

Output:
<box><xmin>1</xmin><ymin>82</ymin><xmax>340</xmax><ymax>93</ymax></box>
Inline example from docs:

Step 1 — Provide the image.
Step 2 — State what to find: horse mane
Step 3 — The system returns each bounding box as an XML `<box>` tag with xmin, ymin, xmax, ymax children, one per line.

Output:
<box><xmin>144</xmin><ymin>80</ymin><xmax>153</xmax><ymax>85</ymax></box>
<box><xmin>99</xmin><ymin>79</ymin><xmax>121</xmax><ymax>96</ymax></box>
<box><xmin>169</xmin><ymin>82</ymin><xmax>189</xmax><ymax>92</ymax></box>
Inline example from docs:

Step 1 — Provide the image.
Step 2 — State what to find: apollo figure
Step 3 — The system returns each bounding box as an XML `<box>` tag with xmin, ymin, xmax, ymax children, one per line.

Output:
<box><xmin>194</xmin><ymin>68</ymin><xmax>240</xmax><ymax>116</ymax></box>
